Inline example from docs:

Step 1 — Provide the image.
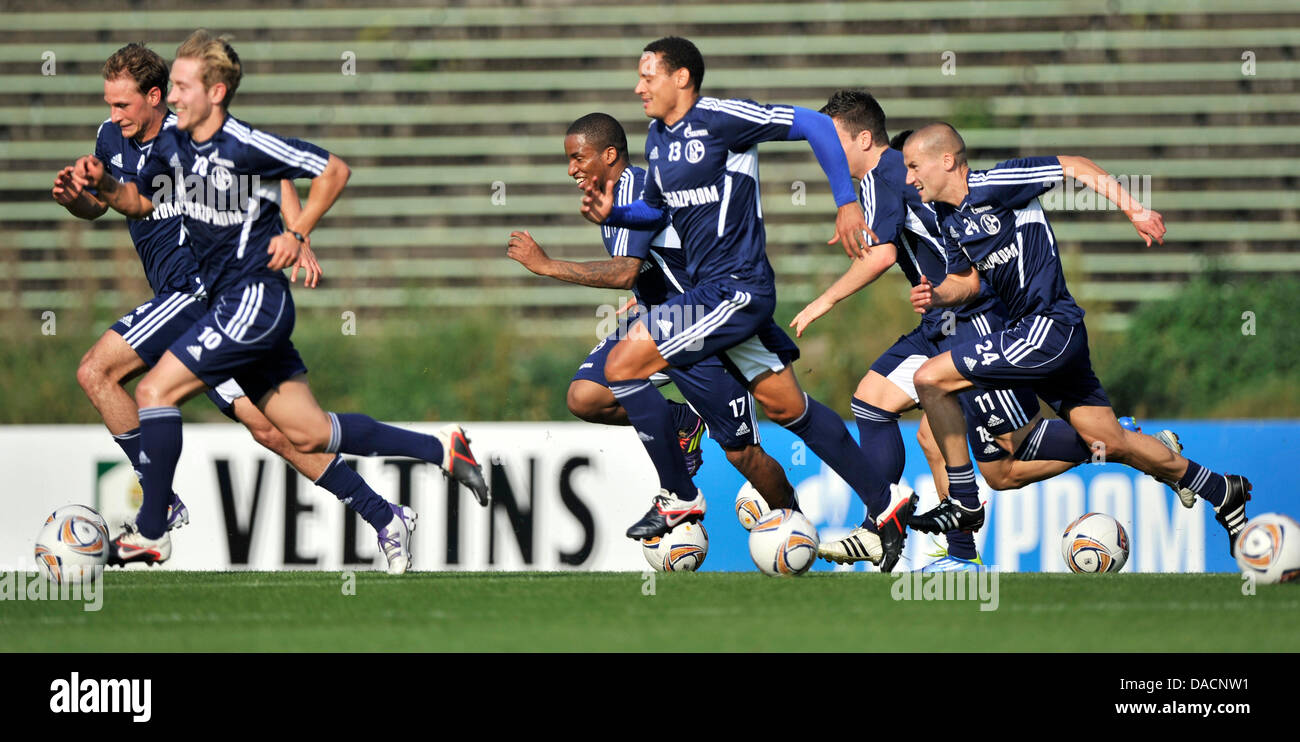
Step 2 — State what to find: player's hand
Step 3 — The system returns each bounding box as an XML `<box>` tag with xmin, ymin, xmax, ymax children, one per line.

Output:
<box><xmin>289</xmin><ymin>235</ymin><xmax>322</xmax><ymax>288</ymax></box>
<box><xmin>579</xmin><ymin>177</ymin><xmax>615</xmax><ymax>225</ymax></box>
<box><xmin>267</xmin><ymin>232</ymin><xmax>302</xmax><ymax>272</ymax></box>
<box><xmin>615</xmin><ymin>296</ymin><xmax>639</xmax><ymax>316</ymax></box>
<box><xmin>910</xmin><ymin>274</ymin><xmax>934</xmax><ymax>314</ymax></box>
<box><xmin>52</xmin><ymin>166</ymin><xmax>85</xmax><ymax>205</ymax></box>
<box><xmin>789</xmin><ymin>296</ymin><xmax>834</xmax><ymax>338</ymax></box>
<box><xmin>1129</xmin><ymin>208</ymin><xmax>1166</xmax><ymax>247</ymax></box>
<box><xmin>828</xmin><ymin>202</ymin><xmax>879</xmax><ymax>259</ymax></box>
<box><xmin>72</xmin><ymin>155</ymin><xmax>109</xmax><ymax>192</ymax></box>
<box><xmin>506</xmin><ymin>230</ymin><xmax>550</xmax><ymax>274</ymax></box>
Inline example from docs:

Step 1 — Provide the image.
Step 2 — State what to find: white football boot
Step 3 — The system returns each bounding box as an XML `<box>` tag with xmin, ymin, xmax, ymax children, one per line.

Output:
<box><xmin>817</xmin><ymin>526</ymin><xmax>883</xmax><ymax>565</ymax></box>
<box><xmin>377</xmin><ymin>503</ymin><xmax>419</xmax><ymax>575</ymax></box>
<box><xmin>1152</xmin><ymin>430</ymin><xmax>1197</xmax><ymax>509</ymax></box>
<box><xmin>109</xmin><ymin>523</ymin><xmax>172</xmax><ymax>566</ymax></box>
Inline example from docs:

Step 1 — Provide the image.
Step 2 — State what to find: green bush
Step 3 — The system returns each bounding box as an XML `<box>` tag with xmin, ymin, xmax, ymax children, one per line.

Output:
<box><xmin>1092</xmin><ymin>275</ymin><xmax>1300</xmax><ymax>418</ymax></box>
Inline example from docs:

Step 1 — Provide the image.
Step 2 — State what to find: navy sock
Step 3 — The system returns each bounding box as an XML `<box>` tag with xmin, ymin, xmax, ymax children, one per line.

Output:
<box><xmin>1178</xmin><ymin>460</ymin><xmax>1227</xmax><ymax>507</ymax></box>
<box><xmin>137</xmin><ymin>407</ymin><xmax>182</xmax><ymax>539</ymax></box>
<box><xmin>1015</xmin><ymin>418</ymin><xmax>1092</xmax><ymax>463</ymax></box>
<box><xmin>329</xmin><ymin>412</ymin><xmax>443</xmax><ymax>465</ymax></box>
<box><xmin>113</xmin><ymin>427</ymin><xmax>142</xmax><ymax>480</ymax></box>
<box><xmin>784</xmin><ymin>394</ymin><xmax>887</xmax><ymax>517</ymax></box>
<box><xmin>667</xmin><ymin>400</ymin><xmax>698</xmax><ymax>432</ymax></box>
<box><xmin>945</xmin><ymin>464</ymin><xmax>980</xmax><ymax>508</ymax></box>
<box><xmin>850</xmin><ymin>397</ymin><xmax>904</xmax><ymax>523</ymax></box>
<box><xmin>945</xmin><ymin>529</ymin><xmax>979</xmax><ymax>560</ymax></box>
<box><xmin>610</xmin><ymin>380</ymin><xmax>695</xmax><ymax>499</ymax></box>
<box><xmin>314</xmin><ymin>455</ymin><xmax>394</xmax><ymax>532</ymax></box>
<box><xmin>942</xmin><ymin>462</ymin><xmax>981</xmax><ymax>560</ymax></box>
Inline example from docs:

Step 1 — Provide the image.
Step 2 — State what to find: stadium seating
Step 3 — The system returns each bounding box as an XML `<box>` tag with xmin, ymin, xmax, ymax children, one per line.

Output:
<box><xmin>2</xmin><ymin>0</ymin><xmax>1297</xmax><ymax>332</ymax></box>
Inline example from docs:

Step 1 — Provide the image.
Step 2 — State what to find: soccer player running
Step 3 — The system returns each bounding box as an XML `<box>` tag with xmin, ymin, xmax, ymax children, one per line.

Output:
<box><xmin>72</xmin><ymin>31</ymin><xmax>490</xmax><ymax>574</ymax></box>
<box><xmin>55</xmin><ymin>42</ymin><xmax>346</xmax><ymax>540</ymax></box>
<box><xmin>790</xmin><ymin>92</ymin><xmax>1104</xmax><ymax>571</ymax></box>
<box><xmin>903</xmin><ymin>122</ymin><xmax>1250</xmax><ymax>553</ymax></box>
<box><xmin>507</xmin><ymin>112</ymin><xmax>799</xmax><ymax>512</ymax></box>
<box><xmin>581</xmin><ymin>37</ymin><xmax>915</xmax><ymax>570</ymax></box>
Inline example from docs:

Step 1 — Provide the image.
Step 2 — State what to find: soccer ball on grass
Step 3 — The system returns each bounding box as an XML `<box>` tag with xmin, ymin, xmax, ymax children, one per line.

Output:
<box><xmin>34</xmin><ymin>505</ymin><xmax>111</xmax><ymax>584</ymax></box>
<box><xmin>642</xmin><ymin>521</ymin><xmax>709</xmax><ymax>572</ymax></box>
<box><xmin>748</xmin><ymin>508</ymin><xmax>819</xmax><ymax>576</ymax></box>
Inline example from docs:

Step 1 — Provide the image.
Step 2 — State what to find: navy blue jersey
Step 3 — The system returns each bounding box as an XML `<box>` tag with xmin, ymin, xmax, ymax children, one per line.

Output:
<box><xmin>862</xmin><ymin>147</ymin><xmax>1001</xmax><ymax>341</ymax></box>
<box><xmin>601</xmin><ymin>165</ymin><xmax>688</xmax><ymax>307</ymax></box>
<box><xmin>136</xmin><ymin>114</ymin><xmax>329</xmax><ymax>294</ymax></box>
<box><xmin>93</xmin><ymin>112</ymin><xmax>203</xmax><ymax>296</ymax></box>
<box><xmin>935</xmin><ymin>156</ymin><xmax>1084</xmax><ymax>325</ymax></box>
<box><xmin>641</xmin><ymin>97</ymin><xmax>800</xmax><ymax>291</ymax></box>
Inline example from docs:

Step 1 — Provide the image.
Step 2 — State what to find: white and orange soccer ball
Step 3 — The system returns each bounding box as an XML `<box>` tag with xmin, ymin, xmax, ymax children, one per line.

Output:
<box><xmin>734</xmin><ymin>481</ymin><xmax>769</xmax><ymax>530</ymax></box>
<box><xmin>641</xmin><ymin>521</ymin><xmax>709</xmax><ymax>572</ymax></box>
<box><xmin>1061</xmin><ymin>512</ymin><xmax>1129</xmax><ymax>573</ymax></box>
<box><xmin>34</xmin><ymin>505</ymin><xmax>111</xmax><ymax>584</ymax></box>
<box><xmin>1235</xmin><ymin>513</ymin><xmax>1300</xmax><ymax>585</ymax></box>
<box><xmin>748</xmin><ymin>508</ymin><xmax>819</xmax><ymax>576</ymax></box>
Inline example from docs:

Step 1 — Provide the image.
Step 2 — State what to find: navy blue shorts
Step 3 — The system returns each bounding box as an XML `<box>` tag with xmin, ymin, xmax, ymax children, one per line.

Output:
<box><xmin>951</xmin><ymin>315</ymin><xmax>1111</xmax><ymax>413</ymax></box>
<box><xmin>872</xmin><ymin>316</ymin><xmax>1039</xmax><ymax>462</ymax></box>
<box><xmin>574</xmin><ymin>329</ymin><xmax>760</xmax><ymax>450</ymax></box>
<box><xmin>110</xmin><ymin>292</ymin><xmax>209</xmax><ymax>367</ymax></box>
<box><xmin>960</xmin><ymin>388</ymin><xmax>1039</xmax><ymax>462</ymax></box>
<box><xmin>939</xmin><ymin>310</ymin><xmax>1041</xmax><ymax>450</ymax></box>
<box><xmin>170</xmin><ymin>278</ymin><xmax>307</xmax><ymax>405</ymax></box>
<box><xmin>641</xmin><ymin>282</ymin><xmax>799</xmax><ymax>381</ymax></box>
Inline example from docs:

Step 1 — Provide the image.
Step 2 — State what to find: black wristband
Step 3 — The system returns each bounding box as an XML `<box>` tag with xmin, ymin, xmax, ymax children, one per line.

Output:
<box><xmin>290</xmin><ymin>230</ymin><xmax>306</xmax><ymax>243</ymax></box>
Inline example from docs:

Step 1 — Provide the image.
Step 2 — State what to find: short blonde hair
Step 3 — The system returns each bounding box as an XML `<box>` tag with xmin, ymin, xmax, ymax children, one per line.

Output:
<box><xmin>175</xmin><ymin>29</ymin><xmax>241</xmax><ymax>108</ymax></box>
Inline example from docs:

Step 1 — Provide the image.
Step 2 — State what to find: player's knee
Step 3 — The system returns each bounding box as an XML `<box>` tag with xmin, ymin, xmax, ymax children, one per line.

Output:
<box><xmin>565</xmin><ymin>384</ymin><xmax>604</xmax><ymax>423</ymax></box>
<box><xmin>912</xmin><ymin>362</ymin><xmax>945</xmax><ymax>394</ymax></box>
<box><xmin>134</xmin><ymin>378</ymin><xmax>168</xmax><ymax>408</ymax></box>
<box><xmin>75</xmin><ymin>356</ymin><xmax>103</xmax><ymax>394</ymax></box>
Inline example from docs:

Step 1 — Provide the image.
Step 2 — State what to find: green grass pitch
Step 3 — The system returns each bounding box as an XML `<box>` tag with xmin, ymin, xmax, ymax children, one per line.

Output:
<box><xmin>2</xmin><ymin>571</ymin><xmax>1296</xmax><ymax>652</ymax></box>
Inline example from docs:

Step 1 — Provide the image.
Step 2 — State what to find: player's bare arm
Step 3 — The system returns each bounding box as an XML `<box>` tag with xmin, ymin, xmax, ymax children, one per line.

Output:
<box><xmin>279</xmin><ymin>178</ymin><xmax>321</xmax><ymax>288</ymax></box>
<box><xmin>507</xmin><ymin>230</ymin><xmax>641</xmax><ymax>289</ymax></box>
<box><xmin>269</xmin><ymin>154</ymin><xmax>350</xmax><ymax>272</ymax></box>
<box><xmin>1056</xmin><ymin>155</ymin><xmax>1166</xmax><ymax>246</ymax></box>
<box><xmin>73</xmin><ymin>155</ymin><xmax>154</xmax><ymax>219</ymax></box>
<box><xmin>909</xmin><ymin>267</ymin><xmax>980</xmax><ymax>313</ymax></box>
<box><xmin>790</xmin><ymin>242</ymin><xmax>897</xmax><ymax>337</ymax></box>
<box><xmin>284</xmin><ymin>153</ymin><xmax>350</xmax><ymax>236</ymax></box>
<box><xmin>52</xmin><ymin>165</ymin><xmax>109</xmax><ymax>219</ymax></box>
